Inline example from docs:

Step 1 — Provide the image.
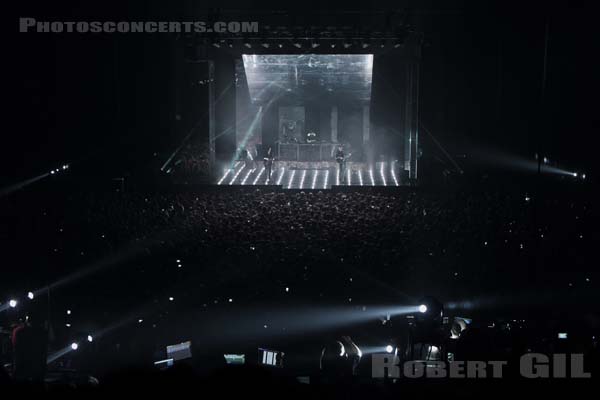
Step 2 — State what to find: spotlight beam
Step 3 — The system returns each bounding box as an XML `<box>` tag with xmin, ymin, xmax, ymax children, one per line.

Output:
<box><xmin>0</xmin><ymin>172</ymin><xmax>50</xmax><ymax>198</ymax></box>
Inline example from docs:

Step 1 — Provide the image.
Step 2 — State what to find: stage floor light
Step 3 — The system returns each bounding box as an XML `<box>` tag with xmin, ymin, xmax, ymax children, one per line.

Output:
<box><xmin>276</xmin><ymin>168</ymin><xmax>286</xmax><ymax>185</ymax></box>
<box><xmin>287</xmin><ymin>170</ymin><xmax>296</xmax><ymax>189</ymax></box>
<box><xmin>229</xmin><ymin>165</ymin><xmax>245</xmax><ymax>185</ymax></box>
<box><xmin>311</xmin><ymin>170</ymin><xmax>319</xmax><ymax>189</ymax></box>
<box><xmin>391</xmin><ymin>167</ymin><xmax>399</xmax><ymax>186</ymax></box>
<box><xmin>241</xmin><ymin>168</ymin><xmax>255</xmax><ymax>185</ymax></box>
<box><xmin>299</xmin><ymin>170</ymin><xmax>307</xmax><ymax>189</ymax></box>
<box><xmin>253</xmin><ymin>167</ymin><xmax>266</xmax><ymax>185</ymax></box>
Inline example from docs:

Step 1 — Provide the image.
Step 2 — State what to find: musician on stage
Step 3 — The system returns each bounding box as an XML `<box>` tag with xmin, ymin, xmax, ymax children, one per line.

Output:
<box><xmin>264</xmin><ymin>147</ymin><xmax>274</xmax><ymax>183</ymax></box>
<box><xmin>335</xmin><ymin>145</ymin><xmax>347</xmax><ymax>183</ymax></box>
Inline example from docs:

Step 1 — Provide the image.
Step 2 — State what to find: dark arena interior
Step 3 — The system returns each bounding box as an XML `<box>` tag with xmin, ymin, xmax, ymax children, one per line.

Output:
<box><xmin>2</xmin><ymin>1</ymin><xmax>599</xmax><ymax>397</ymax></box>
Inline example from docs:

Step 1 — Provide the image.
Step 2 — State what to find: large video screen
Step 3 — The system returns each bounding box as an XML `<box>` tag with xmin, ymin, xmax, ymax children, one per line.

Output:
<box><xmin>241</xmin><ymin>54</ymin><xmax>373</xmax><ymax>105</ymax></box>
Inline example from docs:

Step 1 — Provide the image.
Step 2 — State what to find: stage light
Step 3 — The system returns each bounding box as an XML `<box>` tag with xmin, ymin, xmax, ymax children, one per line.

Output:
<box><xmin>369</xmin><ymin>169</ymin><xmax>375</xmax><ymax>186</ymax></box>
<box><xmin>419</xmin><ymin>304</ymin><xmax>428</xmax><ymax>313</ymax></box>
<box><xmin>252</xmin><ymin>167</ymin><xmax>265</xmax><ymax>185</ymax></box>
<box><xmin>217</xmin><ymin>169</ymin><xmax>230</xmax><ymax>185</ymax></box>
<box><xmin>311</xmin><ymin>170</ymin><xmax>319</xmax><ymax>189</ymax></box>
<box><xmin>229</xmin><ymin>165</ymin><xmax>245</xmax><ymax>185</ymax></box>
<box><xmin>27</xmin><ymin>292</ymin><xmax>34</xmax><ymax>300</ymax></box>
<box><xmin>311</xmin><ymin>43</ymin><xmax>319</xmax><ymax>48</ymax></box>
<box><xmin>244</xmin><ymin>42</ymin><xmax>252</xmax><ymax>48</ymax></box>
<box><xmin>50</xmin><ymin>170</ymin><xmax>55</xmax><ymax>175</ymax></box>
<box><xmin>71</xmin><ymin>343</ymin><xmax>78</xmax><ymax>350</ymax></box>
<box><xmin>62</xmin><ymin>164</ymin><xmax>68</xmax><ymax>170</ymax></box>
<box><xmin>212</xmin><ymin>42</ymin><xmax>221</xmax><ymax>48</ymax></box>
<box><xmin>218</xmin><ymin>162</ymin><xmax>240</xmax><ymax>185</ymax></box>
<box><xmin>573</xmin><ymin>172</ymin><xmax>578</xmax><ymax>177</ymax></box>
<box><xmin>293</xmin><ymin>42</ymin><xmax>302</xmax><ymax>48</ymax></box>
<box><xmin>138</xmin><ymin>319</ymin><xmax>143</xmax><ymax>323</ymax></box>
<box><xmin>336</xmin><ymin>169</ymin><xmax>340</xmax><ymax>186</ymax></box>
<box><xmin>276</xmin><ymin>168</ymin><xmax>286</xmax><ymax>185</ymax></box>
<box><xmin>299</xmin><ymin>170</ymin><xmax>307</xmax><ymax>189</ymax></box>
<box><xmin>87</xmin><ymin>335</ymin><xmax>93</xmax><ymax>342</ymax></box>
<box><xmin>287</xmin><ymin>170</ymin><xmax>296</xmax><ymax>189</ymax></box>
<box><xmin>241</xmin><ymin>168</ymin><xmax>254</xmax><ymax>185</ymax></box>
<box><xmin>347</xmin><ymin>169</ymin><xmax>351</xmax><ymax>185</ymax></box>
<box><xmin>169</xmin><ymin>297</ymin><xmax>174</xmax><ymax>301</ymax></box>
<box><xmin>261</xmin><ymin>43</ymin><xmax>270</xmax><ymax>48</ymax></box>
<box><xmin>379</xmin><ymin>162</ymin><xmax>387</xmax><ymax>186</ymax></box>
<box><xmin>9</xmin><ymin>299</ymin><xmax>17</xmax><ymax>308</ymax></box>
<box><xmin>324</xmin><ymin>170</ymin><xmax>330</xmax><ymax>189</ymax></box>
<box><xmin>67</xmin><ymin>310</ymin><xmax>71</xmax><ymax>315</ymax></box>
<box><xmin>385</xmin><ymin>345</ymin><xmax>394</xmax><ymax>353</ymax></box>
<box><xmin>358</xmin><ymin>169</ymin><xmax>364</xmax><ymax>186</ymax></box>
<box><xmin>390</xmin><ymin>165</ymin><xmax>399</xmax><ymax>186</ymax></box>
<box><xmin>362</xmin><ymin>42</ymin><xmax>370</xmax><ymax>49</ymax></box>
<box><xmin>343</xmin><ymin>42</ymin><xmax>352</xmax><ymax>49</ymax></box>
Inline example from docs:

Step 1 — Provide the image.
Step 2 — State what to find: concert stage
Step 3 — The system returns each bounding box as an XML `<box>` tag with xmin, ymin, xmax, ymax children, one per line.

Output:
<box><xmin>217</xmin><ymin>160</ymin><xmax>402</xmax><ymax>189</ymax></box>
<box><xmin>163</xmin><ymin>31</ymin><xmax>422</xmax><ymax>188</ymax></box>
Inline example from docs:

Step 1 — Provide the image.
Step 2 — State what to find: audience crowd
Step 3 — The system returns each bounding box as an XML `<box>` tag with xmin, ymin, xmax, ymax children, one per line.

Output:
<box><xmin>0</xmin><ymin>181</ymin><xmax>596</xmax><ymax>388</ymax></box>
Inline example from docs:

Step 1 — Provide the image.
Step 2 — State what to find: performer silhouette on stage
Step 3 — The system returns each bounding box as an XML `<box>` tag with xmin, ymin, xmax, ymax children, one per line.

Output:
<box><xmin>264</xmin><ymin>147</ymin><xmax>274</xmax><ymax>183</ymax></box>
<box><xmin>335</xmin><ymin>146</ymin><xmax>348</xmax><ymax>183</ymax></box>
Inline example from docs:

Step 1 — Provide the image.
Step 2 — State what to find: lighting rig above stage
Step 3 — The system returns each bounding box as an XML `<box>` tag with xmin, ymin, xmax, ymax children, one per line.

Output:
<box><xmin>182</xmin><ymin>10</ymin><xmax>422</xmax><ymax>56</ymax></box>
